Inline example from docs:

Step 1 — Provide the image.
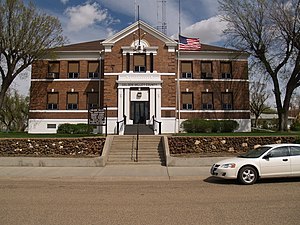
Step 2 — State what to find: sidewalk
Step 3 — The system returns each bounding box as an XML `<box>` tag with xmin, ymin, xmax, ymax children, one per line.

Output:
<box><xmin>0</xmin><ymin>165</ymin><xmax>211</xmax><ymax>181</ymax></box>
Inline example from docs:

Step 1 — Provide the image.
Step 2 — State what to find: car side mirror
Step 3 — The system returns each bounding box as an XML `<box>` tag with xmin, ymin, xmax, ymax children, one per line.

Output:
<box><xmin>263</xmin><ymin>154</ymin><xmax>270</xmax><ymax>160</ymax></box>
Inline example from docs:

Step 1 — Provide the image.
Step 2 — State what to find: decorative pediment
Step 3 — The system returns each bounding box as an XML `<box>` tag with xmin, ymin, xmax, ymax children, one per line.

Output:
<box><xmin>102</xmin><ymin>20</ymin><xmax>177</xmax><ymax>52</ymax></box>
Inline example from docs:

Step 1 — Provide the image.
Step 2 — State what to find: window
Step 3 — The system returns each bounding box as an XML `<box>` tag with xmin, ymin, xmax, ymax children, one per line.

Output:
<box><xmin>181</xmin><ymin>61</ymin><xmax>193</xmax><ymax>78</ymax></box>
<box><xmin>126</xmin><ymin>53</ymin><xmax>130</xmax><ymax>73</ymax></box>
<box><xmin>221</xmin><ymin>62</ymin><xmax>232</xmax><ymax>79</ymax></box>
<box><xmin>67</xmin><ymin>93</ymin><xmax>78</xmax><ymax>110</ymax></box>
<box><xmin>47</xmin><ymin>62</ymin><xmax>59</xmax><ymax>79</ymax></box>
<box><xmin>150</xmin><ymin>53</ymin><xmax>154</xmax><ymax>73</ymax></box>
<box><xmin>222</xmin><ymin>92</ymin><xmax>233</xmax><ymax>110</ymax></box>
<box><xmin>290</xmin><ymin>146</ymin><xmax>300</xmax><ymax>156</ymax></box>
<box><xmin>47</xmin><ymin>124</ymin><xmax>56</xmax><ymax>129</ymax></box>
<box><xmin>88</xmin><ymin>62</ymin><xmax>99</xmax><ymax>78</ymax></box>
<box><xmin>269</xmin><ymin>147</ymin><xmax>289</xmax><ymax>157</ymax></box>
<box><xmin>202</xmin><ymin>92</ymin><xmax>213</xmax><ymax>110</ymax></box>
<box><xmin>182</xmin><ymin>92</ymin><xmax>193</xmax><ymax>110</ymax></box>
<box><xmin>47</xmin><ymin>92</ymin><xmax>58</xmax><ymax>110</ymax></box>
<box><xmin>68</xmin><ymin>62</ymin><xmax>79</xmax><ymax>78</ymax></box>
<box><xmin>87</xmin><ymin>92</ymin><xmax>99</xmax><ymax>109</ymax></box>
<box><xmin>134</xmin><ymin>54</ymin><xmax>146</xmax><ymax>72</ymax></box>
<box><xmin>201</xmin><ymin>62</ymin><xmax>213</xmax><ymax>79</ymax></box>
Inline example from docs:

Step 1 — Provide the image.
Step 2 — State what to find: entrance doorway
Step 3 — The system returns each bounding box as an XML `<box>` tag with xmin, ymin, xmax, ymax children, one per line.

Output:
<box><xmin>130</xmin><ymin>101</ymin><xmax>149</xmax><ymax>124</ymax></box>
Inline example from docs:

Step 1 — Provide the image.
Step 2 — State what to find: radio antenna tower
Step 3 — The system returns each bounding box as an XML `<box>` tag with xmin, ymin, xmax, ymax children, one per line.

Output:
<box><xmin>157</xmin><ymin>0</ymin><xmax>167</xmax><ymax>35</ymax></box>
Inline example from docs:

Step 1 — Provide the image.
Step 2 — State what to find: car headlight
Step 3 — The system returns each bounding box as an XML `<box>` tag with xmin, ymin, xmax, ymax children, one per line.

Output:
<box><xmin>220</xmin><ymin>163</ymin><xmax>236</xmax><ymax>168</ymax></box>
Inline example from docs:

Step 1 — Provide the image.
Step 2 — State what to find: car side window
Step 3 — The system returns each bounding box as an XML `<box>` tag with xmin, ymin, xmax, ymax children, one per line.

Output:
<box><xmin>269</xmin><ymin>147</ymin><xmax>289</xmax><ymax>157</ymax></box>
<box><xmin>290</xmin><ymin>146</ymin><xmax>300</xmax><ymax>156</ymax></box>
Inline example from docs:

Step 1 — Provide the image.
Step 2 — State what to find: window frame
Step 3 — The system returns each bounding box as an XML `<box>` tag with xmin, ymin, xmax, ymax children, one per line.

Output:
<box><xmin>66</xmin><ymin>92</ymin><xmax>79</xmax><ymax>110</ymax></box>
<box><xmin>47</xmin><ymin>61</ymin><xmax>60</xmax><ymax>79</ymax></box>
<box><xmin>68</xmin><ymin>61</ymin><xmax>80</xmax><ymax>79</ymax></box>
<box><xmin>182</xmin><ymin>92</ymin><xmax>194</xmax><ymax>110</ymax></box>
<box><xmin>201</xmin><ymin>92</ymin><xmax>214</xmax><ymax>110</ymax></box>
<box><xmin>221</xmin><ymin>92</ymin><xmax>233</xmax><ymax>110</ymax></box>
<box><xmin>88</xmin><ymin>61</ymin><xmax>99</xmax><ymax>79</ymax></box>
<box><xmin>181</xmin><ymin>61</ymin><xmax>193</xmax><ymax>79</ymax></box>
<box><xmin>47</xmin><ymin>92</ymin><xmax>59</xmax><ymax>110</ymax></box>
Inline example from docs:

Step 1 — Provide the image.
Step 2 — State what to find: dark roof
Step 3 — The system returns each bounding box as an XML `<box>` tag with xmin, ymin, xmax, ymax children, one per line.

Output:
<box><xmin>199</xmin><ymin>43</ymin><xmax>239</xmax><ymax>52</ymax></box>
<box><xmin>53</xmin><ymin>40</ymin><xmax>104</xmax><ymax>51</ymax></box>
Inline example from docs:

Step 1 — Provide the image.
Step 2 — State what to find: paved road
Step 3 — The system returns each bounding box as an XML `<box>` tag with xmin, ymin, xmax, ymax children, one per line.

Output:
<box><xmin>0</xmin><ymin>177</ymin><xmax>299</xmax><ymax>225</ymax></box>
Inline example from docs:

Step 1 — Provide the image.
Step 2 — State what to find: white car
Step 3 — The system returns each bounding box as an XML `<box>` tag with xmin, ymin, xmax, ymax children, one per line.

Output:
<box><xmin>210</xmin><ymin>143</ymin><xmax>300</xmax><ymax>184</ymax></box>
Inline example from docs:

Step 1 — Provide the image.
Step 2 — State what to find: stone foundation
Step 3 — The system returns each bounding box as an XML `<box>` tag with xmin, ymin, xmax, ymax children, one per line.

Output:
<box><xmin>0</xmin><ymin>138</ymin><xmax>106</xmax><ymax>157</ymax></box>
<box><xmin>168</xmin><ymin>136</ymin><xmax>298</xmax><ymax>157</ymax></box>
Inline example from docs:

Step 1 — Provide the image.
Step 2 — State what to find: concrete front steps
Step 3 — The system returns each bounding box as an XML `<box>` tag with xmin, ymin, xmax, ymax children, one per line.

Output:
<box><xmin>107</xmin><ymin>135</ymin><xmax>165</xmax><ymax>165</ymax></box>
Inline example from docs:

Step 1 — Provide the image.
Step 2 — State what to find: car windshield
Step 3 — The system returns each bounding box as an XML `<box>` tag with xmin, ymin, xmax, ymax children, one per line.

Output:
<box><xmin>238</xmin><ymin>146</ymin><xmax>271</xmax><ymax>158</ymax></box>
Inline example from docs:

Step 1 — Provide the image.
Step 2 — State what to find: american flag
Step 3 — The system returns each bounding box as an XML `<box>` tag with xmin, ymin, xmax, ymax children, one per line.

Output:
<box><xmin>179</xmin><ymin>35</ymin><xmax>201</xmax><ymax>51</ymax></box>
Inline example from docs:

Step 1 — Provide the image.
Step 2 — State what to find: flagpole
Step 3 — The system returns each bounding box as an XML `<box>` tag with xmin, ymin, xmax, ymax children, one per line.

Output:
<box><xmin>176</xmin><ymin>0</ymin><xmax>181</xmax><ymax>133</ymax></box>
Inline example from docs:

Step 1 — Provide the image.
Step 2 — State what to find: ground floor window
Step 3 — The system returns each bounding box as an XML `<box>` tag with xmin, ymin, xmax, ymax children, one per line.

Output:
<box><xmin>67</xmin><ymin>92</ymin><xmax>78</xmax><ymax>110</ymax></box>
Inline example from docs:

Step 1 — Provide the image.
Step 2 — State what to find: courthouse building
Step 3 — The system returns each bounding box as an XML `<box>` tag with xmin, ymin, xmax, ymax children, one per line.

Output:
<box><xmin>28</xmin><ymin>20</ymin><xmax>250</xmax><ymax>134</ymax></box>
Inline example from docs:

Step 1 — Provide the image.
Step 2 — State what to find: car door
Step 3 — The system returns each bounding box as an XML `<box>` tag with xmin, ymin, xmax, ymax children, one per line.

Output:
<box><xmin>290</xmin><ymin>146</ymin><xmax>300</xmax><ymax>176</ymax></box>
<box><xmin>259</xmin><ymin>146</ymin><xmax>291</xmax><ymax>177</ymax></box>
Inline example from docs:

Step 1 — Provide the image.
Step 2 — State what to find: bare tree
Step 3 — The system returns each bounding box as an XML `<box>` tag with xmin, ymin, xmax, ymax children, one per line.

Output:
<box><xmin>0</xmin><ymin>0</ymin><xmax>65</xmax><ymax>108</ymax></box>
<box><xmin>250</xmin><ymin>80</ymin><xmax>270</xmax><ymax>127</ymax></box>
<box><xmin>219</xmin><ymin>0</ymin><xmax>300</xmax><ymax>131</ymax></box>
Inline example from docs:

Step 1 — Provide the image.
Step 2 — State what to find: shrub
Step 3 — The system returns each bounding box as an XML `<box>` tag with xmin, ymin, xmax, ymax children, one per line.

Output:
<box><xmin>290</xmin><ymin>121</ymin><xmax>300</xmax><ymax>131</ymax></box>
<box><xmin>57</xmin><ymin>123</ymin><xmax>93</xmax><ymax>134</ymax></box>
<box><xmin>182</xmin><ymin>119</ymin><xmax>239</xmax><ymax>133</ymax></box>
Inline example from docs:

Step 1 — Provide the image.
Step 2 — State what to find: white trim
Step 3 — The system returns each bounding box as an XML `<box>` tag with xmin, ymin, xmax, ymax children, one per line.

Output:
<box><xmin>179</xmin><ymin>110</ymin><xmax>250</xmax><ymax>113</ymax></box>
<box><xmin>177</xmin><ymin>78</ymin><xmax>249</xmax><ymax>82</ymax></box>
<box><xmin>107</xmin><ymin>107</ymin><xmax>118</xmax><ymax>111</ymax></box>
<box><xmin>31</xmin><ymin>79</ymin><xmax>100</xmax><ymax>82</ymax></box>
<box><xmin>30</xmin><ymin>110</ymin><xmax>88</xmax><ymax>113</ymax></box>
<box><xmin>104</xmin><ymin>72</ymin><xmax>175</xmax><ymax>76</ymax></box>
<box><xmin>161</xmin><ymin>107</ymin><xmax>176</xmax><ymax>110</ymax></box>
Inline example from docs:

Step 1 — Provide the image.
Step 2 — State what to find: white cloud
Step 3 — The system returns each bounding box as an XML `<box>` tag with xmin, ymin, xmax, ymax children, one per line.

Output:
<box><xmin>60</xmin><ymin>0</ymin><xmax>69</xmax><ymax>5</ymax></box>
<box><xmin>180</xmin><ymin>16</ymin><xmax>227</xmax><ymax>44</ymax></box>
<box><xmin>65</xmin><ymin>2</ymin><xmax>108</xmax><ymax>32</ymax></box>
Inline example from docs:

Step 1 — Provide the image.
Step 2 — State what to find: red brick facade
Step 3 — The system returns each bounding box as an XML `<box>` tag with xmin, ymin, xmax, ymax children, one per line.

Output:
<box><xmin>28</xmin><ymin>21</ymin><xmax>250</xmax><ymax>134</ymax></box>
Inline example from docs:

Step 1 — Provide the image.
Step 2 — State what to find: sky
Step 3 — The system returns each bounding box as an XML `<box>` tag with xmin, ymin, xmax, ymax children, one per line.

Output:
<box><xmin>24</xmin><ymin>0</ymin><xmax>226</xmax><ymax>44</ymax></box>
<box><xmin>14</xmin><ymin>0</ymin><xmax>226</xmax><ymax>95</ymax></box>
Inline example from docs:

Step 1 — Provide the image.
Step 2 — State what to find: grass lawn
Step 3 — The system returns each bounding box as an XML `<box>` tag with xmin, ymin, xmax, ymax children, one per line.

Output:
<box><xmin>1</xmin><ymin>131</ymin><xmax>299</xmax><ymax>138</ymax></box>
<box><xmin>0</xmin><ymin>132</ymin><xmax>104</xmax><ymax>138</ymax></box>
<box><xmin>173</xmin><ymin>131</ymin><xmax>300</xmax><ymax>137</ymax></box>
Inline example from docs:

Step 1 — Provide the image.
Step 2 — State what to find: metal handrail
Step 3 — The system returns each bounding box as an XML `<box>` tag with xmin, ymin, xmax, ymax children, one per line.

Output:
<box><xmin>135</xmin><ymin>123</ymin><xmax>139</xmax><ymax>162</ymax></box>
<box><xmin>116</xmin><ymin>115</ymin><xmax>126</xmax><ymax>135</ymax></box>
<box><xmin>152</xmin><ymin>115</ymin><xmax>162</xmax><ymax>135</ymax></box>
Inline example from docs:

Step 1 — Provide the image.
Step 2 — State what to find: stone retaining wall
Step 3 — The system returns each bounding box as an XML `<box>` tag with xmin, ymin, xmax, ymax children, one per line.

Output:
<box><xmin>0</xmin><ymin>138</ymin><xmax>106</xmax><ymax>157</ymax></box>
<box><xmin>0</xmin><ymin>136</ymin><xmax>298</xmax><ymax>158</ymax></box>
<box><xmin>168</xmin><ymin>136</ymin><xmax>298</xmax><ymax>157</ymax></box>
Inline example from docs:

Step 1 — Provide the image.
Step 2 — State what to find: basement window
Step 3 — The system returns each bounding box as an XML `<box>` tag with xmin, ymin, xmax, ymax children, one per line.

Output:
<box><xmin>47</xmin><ymin>124</ymin><xmax>56</xmax><ymax>129</ymax></box>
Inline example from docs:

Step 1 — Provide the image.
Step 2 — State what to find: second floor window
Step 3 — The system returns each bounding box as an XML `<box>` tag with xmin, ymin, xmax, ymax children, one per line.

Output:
<box><xmin>182</xmin><ymin>92</ymin><xmax>193</xmax><ymax>110</ymax></box>
<box><xmin>68</xmin><ymin>62</ymin><xmax>79</xmax><ymax>78</ymax></box>
<box><xmin>221</xmin><ymin>62</ymin><xmax>232</xmax><ymax>79</ymax></box>
<box><xmin>201</xmin><ymin>62</ymin><xmax>213</xmax><ymax>79</ymax></box>
<box><xmin>222</xmin><ymin>92</ymin><xmax>233</xmax><ymax>110</ymax></box>
<box><xmin>181</xmin><ymin>61</ymin><xmax>193</xmax><ymax>78</ymax></box>
<box><xmin>88</xmin><ymin>62</ymin><xmax>99</xmax><ymax>78</ymax></box>
<box><xmin>202</xmin><ymin>92</ymin><xmax>213</xmax><ymax>110</ymax></box>
<box><xmin>134</xmin><ymin>54</ymin><xmax>146</xmax><ymax>72</ymax></box>
<box><xmin>48</xmin><ymin>62</ymin><xmax>59</xmax><ymax>79</ymax></box>
<box><xmin>67</xmin><ymin>92</ymin><xmax>78</xmax><ymax>110</ymax></box>
<box><xmin>47</xmin><ymin>92</ymin><xmax>58</xmax><ymax>110</ymax></box>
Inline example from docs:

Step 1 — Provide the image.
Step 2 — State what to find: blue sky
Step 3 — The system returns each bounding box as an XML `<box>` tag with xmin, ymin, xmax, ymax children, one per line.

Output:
<box><xmin>24</xmin><ymin>0</ymin><xmax>225</xmax><ymax>45</ymax></box>
<box><xmin>14</xmin><ymin>0</ymin><xmax>226</xmax><ymax>95</ymax></box>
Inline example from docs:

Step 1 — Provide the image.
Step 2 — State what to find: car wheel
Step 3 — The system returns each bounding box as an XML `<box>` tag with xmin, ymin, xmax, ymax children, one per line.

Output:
<box><xmin>238</xmin><ymin>166</ymin><xmax>258</xmax><ymax>185</ymax></box>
